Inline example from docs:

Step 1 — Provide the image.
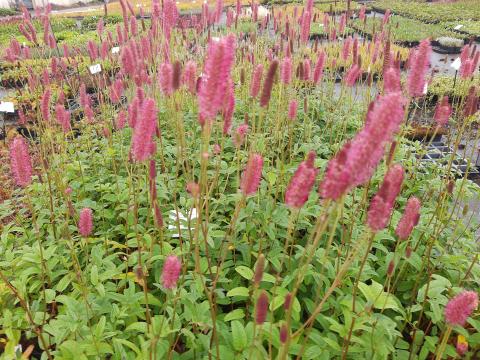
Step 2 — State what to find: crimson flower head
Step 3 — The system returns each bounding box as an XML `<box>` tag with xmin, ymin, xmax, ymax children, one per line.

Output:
<box><xmin>384</xmin><ymin>66</ymin><xmax>401</xmax><ymax>94</ymax></box>
<box><xmin>280</xmin><ymin>57</ymin><xmax>292</xmax><ymax>85</ymax></box>
<box><xmin>445</xmin><ymin>290</ymin><xmax>478</xmax><ymax>327</ymax></box>
<box><xmin>260</xmin><ymin>59</ymin><xmax>279</xmax><ymax>107</ymax></box>
<box><xmin>434</xmin><ymin>96</ymin><xmax>452</xmax><ymax>127</ymax></box>
<box><xmin>407</xmin><ymin>39</ymin><xmax>431</xmax><ymax>97</ymax></box>
<box><xmin>313</xmin><ymin>51</ymin><xmax>326</xmax><ymax>84</ymax></box>
<box><xmin>159</xmin><ymin>62</ymin><xmax>174</xmax><ymax>96</ymax></box>
<box><xmin>9</xmin><ymin>136</ymin><xmax>33</xmax><ymax>187</ymax></box>
<box><xmin>285</xmin><ymin>151</ymin><xmax>318</xmax><ymax>208</ymax></box>
<box><xmin>319</xmin><ymin>93</ymin><xmax>406</xmax><ymax>200</ymax></box>
<box><xmin>366</xmin><ymin>165</ymin><xmax>404</xmax><ymax>231</ymax></box>
<box><xmin>250</xmin><ymin>64</ymin><xmax>264</xmax><ymax>98</ymax></box>
<box><xmin>79</xmin><ymin>208</ymin><xmax>93</xmax><ymax>237</ymax></box>
<box><xmin>198</xmin><ymin>34</ymin><xmax>236</xmax><ymax>122</ymax></box>
<box><xmin>395</xmin><ymin>197</ymin><xmax>421</xmax><ymax>240</ymax></box>
<box><xmin>240</xmin><ymin>153</ymin><xmax>263</xmax><ymax>196</ymax></box>
<box><xmin>131</xmin><ymin>98</ymin><xmax>158</xmax><ymax>162</ymax></box>
<box><xmin>288</xmin><ymin>100</ymin><xmax>298</xmax><ymax>120</ymax></box>
<box><xmin>162</xmin><ymin>255</ymin><xmax>182</xmax><ymax>289</ymax></box>
<box><xmin>255</xmin><ymin>291</ymin><xmax>269</xmax><ymax>324</ymax></box>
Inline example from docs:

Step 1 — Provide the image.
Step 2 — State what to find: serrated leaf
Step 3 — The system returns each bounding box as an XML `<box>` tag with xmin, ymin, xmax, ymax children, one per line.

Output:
<box><xmin>91</xmin><ymin>265</ymin><xmax>98</xmax><ymax>286</ymax></box>
<box><xmin>231</xmin><ymin>320</ymin><xmax>247</xmax><ymax>351</ymax></box>
<box><xmin>227</xmin><ymin>287</ymin><xmax>249</xmax><ymax>297</ymax></box>
<box><xmin>95</xmin><ymin>316</ymin><xmax>106</xmax><ymax>338</ymax></box>
<box><xmin>358</xmin><ymin>281</ymin><xmax>403</xmax><ymax>313</ymax></box>
<box><xmin>262</xmin><ymin>273</ymin><xmax>276</xmax><ymax>283</ymax></box>
<box><xmin>125</xmin><ymin>322</ymin><xmax>148</xmax><ymax>333</ymax></box>
<box><xmin>235</xmin><ymin>266</ymin><xmax>254</xmax><ymax>280</ymax></box>
<box><xmin>224</xmin><ymin>309</ymin><xmax>245</xmax><ymax>322</ymax></box>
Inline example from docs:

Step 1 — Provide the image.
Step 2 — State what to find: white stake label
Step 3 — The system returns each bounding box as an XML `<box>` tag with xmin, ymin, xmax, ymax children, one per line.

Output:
<box><xmin>89</xmin><ymin>64</ymin><xmax>102</xmax><ymax>74</ymax></box>
<box><xmin>0</xmin><ymin>101</ymin><xmax>15</xmax><ymax>113</ymax></box>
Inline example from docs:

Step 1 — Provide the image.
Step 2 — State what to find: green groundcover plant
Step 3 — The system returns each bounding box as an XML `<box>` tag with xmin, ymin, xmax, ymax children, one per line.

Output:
<box><xmin>350</xmin><ymin>15</ymin><xmax>463</xmax><ymax>44</ymax></box>
<box><xmin>372</xmin><ymin>0</ymin><xmax>480</xmax><ymax>23</ymax></box>
<box><xmin>0</xmin><ymin>1</ymin><xmax>479</xmax><ymax>359</ymax></box>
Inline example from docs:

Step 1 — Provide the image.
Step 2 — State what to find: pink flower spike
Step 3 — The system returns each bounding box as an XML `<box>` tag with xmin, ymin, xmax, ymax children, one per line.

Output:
<box><xmin>240</xmin><ymin>153</ymin><xmax>263</xmax><ymax>196</ymax></box>
<box><xmin>159</xmin><ymin>62</ymin><xmax>174</xmax><ymax>96</ymax></box>
<box><xmin>79</xmin><ymin>208</ymin><xmax>93</xmax><ymax>237</ymax></box>
<box><xmin>280</xmin><ymin>57</ymin><xmax>292</xmax><ymax>85</ymax></box>
<box><xmin>55</xmin><ymin>104</ymin><xmax>71</xmax><ymax>133</ymax></box>
<box><xmin>182</xmin><ymin>60</ymin><xmax>197</xmax><ymax>93</ymax></box>
<box><xmin>313</xmin><ymin>51</ymin><xmax>326</xmax><ymax>84</ymax></box>
<box><xmin>285</xmin><ymin>151</ymin><xmax>318</xmax><ymax>208</ymax></box>
<box><xmin>9</xmin><ymin>136</ymin><xmax>33</xmax><ymax>187</ymax></box>
<box><xmin>288</xmin><ymin>100</ymin><xmax>298</xmax><ymax>120</ymax></box>
<box><xmin>41</xmin><ymin>89</ymin><xmax>51</xmax><ymax>122</ymax></box>
<box><xmin>383</xmin><ymin>66</ymin><xmax>401</xmax><ymax>94</ymax></box>
<box><xmin>434</xmin><ymin>96</ymin><xmax>452</xmax><ymax>127</ymax></box>
<box><xmin>198</xmin><ymin>34</ymin><xmax>236</xmax><ymax>122</ymax></box>
<box><xmin>110</xmin><ymin>79</ymin><xmax>124</xmax><ymax>104</ymax></box>
<box><xmin>341</xmin><ymin>36</ymin><xmax>352</xmax><ymax>61</ymax></box>
<box><xmin>131</xmin><ymin>98</ymin><xmax>158</xmax><ymax>162</ymax></box>
<box><xmin>260</xmin><ymin>59</ymin><xmax>279</xmax><ymax>107</ymax></box>
<box><xmin>395</xmin><ymin>197</ymin><xmax>421</xmax><ymax>240</ymax></box>
<box><xmin>255</xmin><ymin>291</ymin><xmax>269</xmax><ymax>324</ymax></box>
<box><xmin>344</xmin><ymin>64</ymin><xmax>361</xmax><ymax>87</ymax></box>
<box><xmin>300</xmin><ymin>11</ymin><xmax>312</xmax><ymax>43</ymax></box>
<box><xmin>445</xmin><ymin>290</ymin><xmax>478</xmax><ymax>327</ymax></box>
<box><xmin>367</xmin><ymin>164</ymin><xmax>404</xmax><ymax>231</ymax></box>
<box><xmin>222</xmin><ymin>79</ymin><xmax>235</xmax><ymax>135</ymax></box>
<box><xmin>250</xmin><ymin>64</ymin><xmax>264</xmax><ymax>98</ymax></box>
<box><xmin>233</xmin><ymin>124</ymin><xmax>249</xmax><ymax>147</ymax></box>
<box><xmin>162</xmin><ymin>255</ymin><xmax>182</xmax><ymax>289</ymax></box>
<box><xmin>407</xmin><ymin>39</ymin><xmax>431</xmax><ymax>97</ymax></box>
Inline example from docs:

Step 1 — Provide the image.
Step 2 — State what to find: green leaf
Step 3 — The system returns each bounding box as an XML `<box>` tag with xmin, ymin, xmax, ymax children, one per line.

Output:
<box><xmin>91</xmin><ymin>265</ymin><xmax>98</xmax><ymax>286</ymax></box>
<box><xmin>231</xmin><ymin>321</ymin><xmax>247</xmax><ymax>351</ymax></box>
<box><xmin>235</xmin><ymin>266</ymin><xmax>254</xmax><ymax>280</ymax></box>
<box><xmin>358</xmin><ymin>281</ymin><xmax>403</xmax><ymax>313</ymax></box>
<box><xmin>262</xmin><ymin>273</ymin><xmax>276</xmax><ymax>283</ymax></box>
<box><xmin>125</xmin><ymin>322</ymin><xmax>148</xmax><ymax>333</ymax></box>
<box><xmin>227</xmin><ymin>287</ymin><xmax>249</xmax><ymax>297</ymax></box>
<box><xmin>224</xmin><ymin>309</ymin><xmax>245</xmax><ymax>322</ymax></box>
<box><xmin>94</xmin><ymin>316</ymin><xmax>106</xmax><ymax>339</ymax></box>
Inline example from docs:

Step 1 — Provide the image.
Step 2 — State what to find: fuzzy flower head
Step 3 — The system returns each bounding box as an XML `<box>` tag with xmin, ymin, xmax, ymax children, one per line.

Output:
<box><xmin>250</xmin><ymin>64</ymin><xmax>264</xmax><ymax>98</ymax></box>
<box><xmin>79</xmin><ymin>208</ymin><xmax>93</xmax><ymax>237</ymax></box>
<box><xmin>9</xmin><ymin>136</ymin><xmax>33</xmax><ymax>187</ymax></box>
<box><xmin>434</xmin><ymin>96</ymin><xmax>452</xmax><ymax>127</ymax></box>
<box><xmin>288</xmin><ymin>100</ymin><xmax>298</xmax><ymax>120</ymax></box>
<box><xmin>162</xmin><ymin>255</ymin><xmax>182</xmax><ymax>289</ymax></box>
<box><xmin>313</xmin><ymin>51</ymin><xmax>326</xmax><ymax>84</ymax></box>
<box><xmin>41</xmin><ymin>88</ymin><xmax>51</xmax><ymax>122</ymax></box>
<box><xmin>344</xmin><ymin>64</ymin><xmax>361</xmax><ymax>87</ymax></box>
<box><xmin>233</xmin><ymin>124</ymin><xmax>249</xmax><ymax>147</ymax></box>
<box><xmin>320</xmin><ymin>93</ymin><xmax>406</xmax><ymax>200</ymax></box>
<box><xmin>367</xmin><ymin>165</ymin><xmax>404</xmax><ymax>231</ymax></box>
<box><xmin>183</xmin><ymin>60</ymin><xmax>197</xmax><ymax>93</ymax></box>
<box><xmin>260</xmin><ymin>59</ymin><xmax>279</xmax><ymax>107</ymax></box>
<box><xmin>131</xmin><ymin>98</ymin><xmax>158</xmax><ymax>162</ymax></box>
<box><xmin>395</xmin><ymin>197</ymin><xmax>421</xmax><ymax>240</ymax></box>
<box><xmin>384</xmin><ymin>66</ymin><xmax>401</xmax><ymax>94</ymax></box>
<box><xmin>280</xmin><ymin>57</ymin><xmax>292</xmax><ymax>85</ymax></box>
<box><xmin>198</xmin><ymin>34</ymin><xmax>236</xmax><ymax>122</ymax></box>
<box><xmin>445</xmin><ymin>290</ymin><xmax>478</xmax><ymax>327</ymax></box>
<box><xmin>159</xmin><ymin>62</ymin><xmax>174</xmax><ymax>96</ymax></box>
<box><xmin>285</xmin><ymin>151</ymin><xmax>318</xmax><ymax>208</ymax></box>
<box><xmin>240</xmin><ymin>153</ymin><xmax>263</xmax><ymax>196</ymax></box>
<box><xmin>55</xmin><ymin>104</ymin><xmax>71</xmax><ymax>133</ymax></box>
<box><xmin>255</xmin><ymin>291</ymin><xmax>269</xmax><ymax>324</ymax></box>
<box><xmin>407</xmin><ymin>39</ymin><xmax>431</xmax><ymax>97</ymax></box>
